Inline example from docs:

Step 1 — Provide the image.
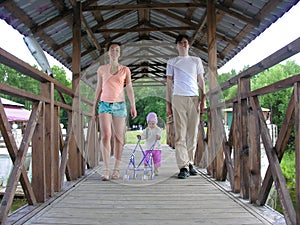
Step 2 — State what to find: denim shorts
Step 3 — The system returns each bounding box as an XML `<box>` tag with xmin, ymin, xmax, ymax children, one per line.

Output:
<box><xmin>98</xmin><ymin>101</ymin><xmax>127</xmax><ymax>117</ymax></box>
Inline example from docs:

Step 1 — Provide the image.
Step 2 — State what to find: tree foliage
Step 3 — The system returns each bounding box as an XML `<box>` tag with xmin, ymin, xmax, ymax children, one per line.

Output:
<box><xmin>217</xmin><ymin>68</ymin><xmax>238</xmax><ymax>101</ymax></box>
<box><xmin>0</xmin><ymin>63</ymin><xmax>72</xmax><ymax>127</ymax></box>
<box><xmin>51</xmin><ymin>65</ymin><xmax>72</xmax><ymax>127</ymax></box>
<box><xmin>218</xmin><ymin>61</ymin><xmax>300</xmax><ymax>128</ymax></box>
<box><xmin>3</xmin><ymin>59</ymin><xmax>300</xmax><ymax>134</ymax></box>
<box><xmin>127</xmin><ymin>84</ymin><xmax>166</xmax><ymax>129</ymax></box>
<box><xmin>218</xmin><ymin>60</ymin><xmax>300</xmax><ymax>151</ymax></box>
<box><xmin>251</xmin><ymin>61</ymin><xmax>300</xmax><ymax>128</ymax></box>
<box><xmin>0</xmin><ymin>63</ymin><xmax>39</xmax><ymax>108</ymax></box>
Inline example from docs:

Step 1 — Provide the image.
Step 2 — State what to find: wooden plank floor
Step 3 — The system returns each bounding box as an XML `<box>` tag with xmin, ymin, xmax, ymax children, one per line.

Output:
<box><xmin>9</xmin><ymin>144</ymin><xmax>283</xmax><ymax>225</ymax></box>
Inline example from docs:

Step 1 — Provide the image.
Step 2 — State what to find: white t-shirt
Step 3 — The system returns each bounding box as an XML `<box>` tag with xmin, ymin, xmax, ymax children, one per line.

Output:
<box><xmin>140</xmin><ymin>126</ymin><xmax>162</xmax><ymax>150</ymax></box>
<box><xmin>166</xmin><ymin>56</ymin><xmax>204</xmax><ymax>96</ymax></box>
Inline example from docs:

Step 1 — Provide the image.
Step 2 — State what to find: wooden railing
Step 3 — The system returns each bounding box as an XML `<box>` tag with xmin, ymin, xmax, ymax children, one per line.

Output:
<box><xmin>191</xmin><ymin>37</ymin><xmax>300</xmax><ymax>225</ymax></box>
<box><xmin>0</xmin><ymin>48</ymin><xmax>99</xmax><ymax>224</ymax></box>
<box><xmin>1</xmin><ymin>36</ymin><xmax>300</xmax><ymax>225</ymax></box>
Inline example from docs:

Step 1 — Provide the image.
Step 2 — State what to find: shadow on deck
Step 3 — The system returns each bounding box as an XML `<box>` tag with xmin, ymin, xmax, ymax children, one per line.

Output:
<box><xmin>7</xmin><ymin>144</ymin><xmax>284</xmax><ymax>225</ymax></box>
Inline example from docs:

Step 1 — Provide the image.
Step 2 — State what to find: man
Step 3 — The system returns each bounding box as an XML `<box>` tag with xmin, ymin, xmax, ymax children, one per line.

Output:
<box><xmin>166</xmin><ymin>34</ymin><xmax>206</xmax><ymax>179</ymax></box>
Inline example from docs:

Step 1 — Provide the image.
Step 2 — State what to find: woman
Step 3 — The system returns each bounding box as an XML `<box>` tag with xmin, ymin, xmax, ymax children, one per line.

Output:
<box><xmin>93</xmin><ymin>42</ymin><xmax>137</xmax><ymax>181</ymax></box>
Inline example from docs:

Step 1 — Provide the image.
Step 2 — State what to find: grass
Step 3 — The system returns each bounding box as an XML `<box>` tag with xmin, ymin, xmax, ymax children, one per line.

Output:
<box><xmin>126</xmin><ymin>129</ymin><xmax>166</xmax><ymax>144</ymax></box>
<box><xmin>0</xmin><ymin>197</ymin><xmax>27</xmax><ymax>213</ymax></box>
<box><xmin>10</xmin><ymin>198</ymin><xmax>27</xmax><ymax>212</ymax></box>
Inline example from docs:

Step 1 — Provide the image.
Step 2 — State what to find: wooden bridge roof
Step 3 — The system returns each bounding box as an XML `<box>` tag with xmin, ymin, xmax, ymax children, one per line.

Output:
<box><xmin>0</xmin><ymin>0</ymin><xmax>299</xmax><ymax>88</ymax></box>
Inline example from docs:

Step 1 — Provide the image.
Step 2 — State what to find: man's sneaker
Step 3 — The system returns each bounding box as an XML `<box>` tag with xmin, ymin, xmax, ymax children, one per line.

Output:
<box><xmin>189</xmin><ymin>164</ymin><xmax>198</xmax><ymax>176</ymax></box>
<box><xmin>178</xmin><ymin>168</ymin><xmax>190</xmax><ymax>179</ymax></box>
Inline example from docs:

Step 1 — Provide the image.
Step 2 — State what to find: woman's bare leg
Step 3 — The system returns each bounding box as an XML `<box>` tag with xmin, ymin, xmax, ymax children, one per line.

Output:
<box><xmin>112</xmin><ymin>116</ymin><xmax>126</xmax><ymax>172</ymax></box>
<box><xmin>99</xmin><ymin>113</ymin><xmax>112</xmax><ymax>177</ymax></box>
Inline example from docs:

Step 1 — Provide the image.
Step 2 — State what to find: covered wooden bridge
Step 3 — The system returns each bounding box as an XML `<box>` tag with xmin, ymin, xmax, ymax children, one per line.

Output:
<box><xmin>0</xmin><ymin>0</ymin><xmax>299</xmax><ymax>224</ymax></box>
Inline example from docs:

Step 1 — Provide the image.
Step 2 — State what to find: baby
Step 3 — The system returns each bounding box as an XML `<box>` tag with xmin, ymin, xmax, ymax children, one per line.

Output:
<box><xmin>137</xmin><ymin>112</ymin><xmax>162</xmax><ymax>176</ymax></box>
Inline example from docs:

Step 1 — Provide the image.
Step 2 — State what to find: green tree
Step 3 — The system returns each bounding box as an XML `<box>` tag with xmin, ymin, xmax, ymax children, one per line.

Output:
<box><xmin>0</xmin><ymin>63</ymin><xmax>39</xmax><ymax>108</ymax></box>
<box><xmin>134</xmin><ymin>96</ymin><xmax>166</xmax><ymax>128</ymax></box>
<box><xmin>218</xmin><ymin>60</ymin><xmax>300</xmax><ymax>151</ymax></box>
<box><xmin>51</xmin><ymin>65</ymin><xmax>72</xmax><ymax>128</ymax></box>
<box><xmin>127</xmin><ymin>83</ymin><xmax>166</xmax><ymax>129</ymax></box>
<box><xmin>218</xmin><ymin>61</ymin><xmax>300</xmax><ymax>128</ymax></box>
<box><xmin>0</xmin><ymin>63</ymin><xmax>72</xmax><ymax>127</ymax></box>
<box><xmin>251</xmin><ymin>61</ymin><xmax>300</xmax><ymax>127</ymax></box>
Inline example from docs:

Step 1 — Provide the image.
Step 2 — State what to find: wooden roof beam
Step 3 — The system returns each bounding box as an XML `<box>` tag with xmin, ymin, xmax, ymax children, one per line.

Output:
<box><xmin>216</xmin><ymin>4</ymin><xmax>260</xmax><ymax>27</ymax></box>
<box><xmin>153</xmin><ymin>9</ymin><xmax>196</xmax><ymax>27</ymax></box>
<box><xmin>95</xmin><ymin>26</ymin><xmax>193</xmax><ymax>33</ymax></box>
<box><xmin>91</xmin><ymin>10</ymin><xmax>133</xmax><ymax>31</ymax></box>
<box><xmin>190</xmin><ymin>11</ymin><xmax>207</xmax><ymax>45</ymax></box>
<box><xmin>83</xmin><ymin>3</ymin><xmax>207</xmax><ymax>11</ymax></box>
<box><xmin>137</xmin><ymin>0</ymin><xmax>151</xmax><ymax>39</ymax></box>
<box><xmin>81</xmin><ymin>14</ymin><xmax>102</xmax><ymax>53</ymax></box>
<box><xmin>83</xmin><ymin>2</ymin><xmax>259</xmax><ymax>27</ymax></box>
<box><xmin>89</xmin><ymin>2</ymin><xmax>110</xmax><ymax>51</ymax></box>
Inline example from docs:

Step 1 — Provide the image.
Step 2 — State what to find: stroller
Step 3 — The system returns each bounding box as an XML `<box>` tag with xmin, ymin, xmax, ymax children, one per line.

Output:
<box><xmin>123</xmin><ymin>138</ymin><xmax>158</xmax><ymax>181</ymax></box>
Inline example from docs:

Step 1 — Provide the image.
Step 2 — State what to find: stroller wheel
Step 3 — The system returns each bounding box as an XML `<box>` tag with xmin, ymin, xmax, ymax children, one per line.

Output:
<box><xmin>142</xmin><ymin>174</ymin><xmax>149</xmax><ymax>181</ymax></box>
<box><xmin>152</xmin><ymin>173</ymin><xmax>156</xmax><ymax>180</ymax></box>
<box><xmin>123</xmin><ymin>174</ymin><xmax>130</xmax><ymax>181</ymax></box>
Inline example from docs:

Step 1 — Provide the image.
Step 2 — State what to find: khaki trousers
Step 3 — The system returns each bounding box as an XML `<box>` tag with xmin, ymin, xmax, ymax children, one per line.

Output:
<box><xmin>172</xmin><ymin>95</ymin><xmax>200</xmax><ymax>169</ymax></box>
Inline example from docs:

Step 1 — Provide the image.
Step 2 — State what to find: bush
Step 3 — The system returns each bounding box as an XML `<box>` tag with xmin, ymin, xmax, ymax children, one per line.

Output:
<box><xmin>275</xmin><ymin>150</ymin><xmax>296</xmax><ymax>213</ymax></box>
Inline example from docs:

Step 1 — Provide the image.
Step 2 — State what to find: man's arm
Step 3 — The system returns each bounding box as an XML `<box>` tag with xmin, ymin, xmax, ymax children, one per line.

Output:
<box><xmin>166</xmin><ymin>76</ymin><xmax>173</xmax><ymax>116</ymax></box>
<box><xmin>198</xmin><ymin>73</ymin><xmax>206</xmax><ymax>113</ymax></box>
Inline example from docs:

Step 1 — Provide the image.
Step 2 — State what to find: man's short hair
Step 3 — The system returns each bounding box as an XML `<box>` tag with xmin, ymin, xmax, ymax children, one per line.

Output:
<box><xmin>175</xmin><ymin>34</ymin><xmax>189</xmax><ymax>44</ymax></box>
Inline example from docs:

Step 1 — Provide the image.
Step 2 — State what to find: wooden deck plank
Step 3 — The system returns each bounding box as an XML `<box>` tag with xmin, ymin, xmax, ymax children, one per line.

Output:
<box><xmin>9</xmin><ymin>145</ymin><xmax>280</xmax><ymax>225</ymax></box>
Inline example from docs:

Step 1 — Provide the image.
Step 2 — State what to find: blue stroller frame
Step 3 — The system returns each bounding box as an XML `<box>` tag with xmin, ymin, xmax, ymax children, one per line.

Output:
<box><xmin>124</xmin><ymin>138</ymin><xmax>158</xmax><ymax>181</ymax></box>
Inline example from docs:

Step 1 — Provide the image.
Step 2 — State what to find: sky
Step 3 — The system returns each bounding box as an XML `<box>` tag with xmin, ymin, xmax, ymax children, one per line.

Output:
<box><xmin>0</xmin><ymin>20</ymin><xmax>72</xmax><ymax>79</ymax></box>
<box><xmin>218</xmin><ymin>2</ymin><xmax>300</xmax><ymax>73</ymax></box>
<box><xmin>0</xmin><ymin>2</ymin><xmax>300</xmax><ymax>78</ymax></box>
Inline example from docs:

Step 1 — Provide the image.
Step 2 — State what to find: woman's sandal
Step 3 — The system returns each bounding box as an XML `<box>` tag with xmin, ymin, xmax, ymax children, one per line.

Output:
<box><xmin>111</xmin><ymin>169</ymin><xmax>120</xmax><ymax>180</ymax></box>
<box><xmin>101</xmin><ymin>169</ymin><xmax>110</xmax><ymax>181</ymax></box>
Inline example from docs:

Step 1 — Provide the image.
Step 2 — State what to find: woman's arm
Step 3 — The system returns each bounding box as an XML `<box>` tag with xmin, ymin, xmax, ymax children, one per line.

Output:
<box><xmin>93</xmin><ymin>72</ymin><xmax>102</xmax><ymax>118</ymax></box>
<box><xmin>125</xmin><ymin>68</ymin><xmax>137</xmax><ymax>119</ymax></box>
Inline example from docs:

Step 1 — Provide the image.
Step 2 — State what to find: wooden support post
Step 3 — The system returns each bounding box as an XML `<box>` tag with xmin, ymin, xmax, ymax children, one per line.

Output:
<box><xmin>0</xmin><ymin>101</ymin><xmax>42</xmax><ymax>224</ymax></box>
<box><xmin>53</xmin><ymin>106</ymin><xmax>60</xmax><ymax>192</ymax></box>
<box><xmin>252</xmin><ymin>97</ymin><xmax>296</xmax><ymax>225</ymax></box>
<box><xmin>32</xmin><ymin>102</ymin><xmax>47</xmax><ymax>202</ymax></box>
<box><xmin>224</xmin><ymin>106</ymin><xmax>235</xmax><ymax>188</ymax></box>
<box><xmin>207</xmin><ymin>0</ymin><xmax>225</xmax><ymax>180</ymax></box>
<box><xmin>59</xmin><ymin>112</ymin><xmax>73</xmax><ymax>188</ymax></box>
<box><xmin>233</xmin><ymin>102</ymin><xmax>241</xmax><ymax>193</ymax></box>
<box><xmin>0</xmin><ymin>101</ymin><xmax>36</xmax><ymax>205</ymax></box>
<box><xmin>80</xmin><ymin>113</ymin><xmax>85</xmax><ymax>176</ymax></box>
<box><xmin>238</xmin><ymin>77</ymin><xmax>250</xmax><ymax>199</ymax></box>
<box><xmin>40</xmin><ymin>82</ymin><xmax>55</xmax><ymax>198</ymax></box>
<box><xmin>258</xmin><ymin>90</ymin><xmax>295</xmax><ymax>205</ymax></box>
<box><xmin>69</xmin><ymin>0</ymin><xmax>83</xmax><ymax>180</ymax></box>
<box><xmin>86</xmin><ymin>118</ymin><xmax>95</xmax><ymax>168</ymax></box>
<box><xmin>294</xmin><ymin>82</ymin><xmax>300</xmax><ymax>224</ymax></box>
<box><xmin>194</xmin><ymin>114</ymin><xmax>205</xmax><ymax>167</ymax></box>
<box><xmin>248</xmin><ymin>97</ymin><xmax>261</xmax><ymax>203</ymax></box>
<box><xmin>206</xmin><ymin>110</ymin><xmax>213</xmax><ymax>175</ymax></box>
